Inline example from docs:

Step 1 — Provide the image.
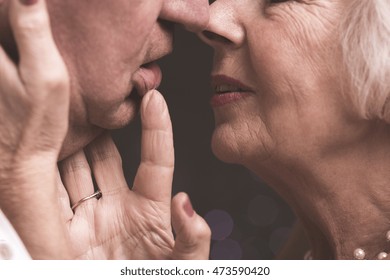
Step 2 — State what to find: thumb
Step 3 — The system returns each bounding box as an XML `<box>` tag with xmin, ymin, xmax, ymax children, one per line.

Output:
<box><xmin>171</xmin><ymin>192</ymin><xmax>211</xmax><ymax>260</ymax></box>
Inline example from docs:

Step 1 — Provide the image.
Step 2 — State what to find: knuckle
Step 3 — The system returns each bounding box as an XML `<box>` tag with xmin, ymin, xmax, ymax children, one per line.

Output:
<box><xmin>37</xmin><ymin>69</ymin><xmax>69</xmax><ymax>93</ymax></box>
<box><xmin>14</xmin><ymin>10</ymin><xmax>48</xmax><ymax>37</ymax></box>
<box><xmin>60</xmin><ymin>159</ymin><xmax>90</xmax><ymax>176</ymax></box>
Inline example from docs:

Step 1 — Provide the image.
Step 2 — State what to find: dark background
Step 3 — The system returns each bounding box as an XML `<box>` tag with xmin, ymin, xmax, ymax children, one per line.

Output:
<box><xmin>112</xmin><ymin>27</ymin><xmax>296</xmax><ymax>260</ymax></box>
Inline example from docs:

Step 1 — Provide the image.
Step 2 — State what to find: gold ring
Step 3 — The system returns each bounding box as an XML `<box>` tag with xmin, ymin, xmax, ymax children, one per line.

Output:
<box><xmin>71</xmin><ymin>190</ymin><xmax>102</xmax><ymax>211</ymax></box>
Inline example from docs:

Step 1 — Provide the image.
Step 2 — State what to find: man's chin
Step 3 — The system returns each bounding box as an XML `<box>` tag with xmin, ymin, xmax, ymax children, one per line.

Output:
<box><xmin>91</xmin><ymin>95</ymin><xmax>141</xmax><ymax>130</ymax></box>
<box><xmin>59</xmin><ymin>96</ymin><xmax>141</xmax><ymax>161</ymax></box>
<box><xmin>59</xmin><ymin>126</ymin><xmax>104</xmax><ymax>161</ymax></box>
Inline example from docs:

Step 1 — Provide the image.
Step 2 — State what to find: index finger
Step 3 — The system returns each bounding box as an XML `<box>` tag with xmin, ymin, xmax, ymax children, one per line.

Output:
<box><xmin>132</xmin><ymin>90</ymin><xmax>174</xmax><ymax>203</ymax></box>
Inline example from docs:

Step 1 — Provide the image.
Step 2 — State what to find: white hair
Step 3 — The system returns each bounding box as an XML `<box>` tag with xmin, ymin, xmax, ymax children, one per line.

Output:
<box><xmin>341</xmin><ymin>0</ymin><xmax>390</xmax><ymax>122</ymax></box>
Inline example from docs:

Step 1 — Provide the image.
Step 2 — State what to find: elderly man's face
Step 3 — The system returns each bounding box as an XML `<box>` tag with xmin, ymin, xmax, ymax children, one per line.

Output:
<box><xmin>45</xmin><ymin>0</ymin><xmax>209</xmax><ymax>157</ymax></box>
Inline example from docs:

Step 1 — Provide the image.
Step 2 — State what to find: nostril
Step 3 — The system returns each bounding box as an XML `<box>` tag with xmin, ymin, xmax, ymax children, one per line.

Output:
<box><xmin>202</xmin><ymin>30</ymin><xmax>215</xmax><ymax>40</ymax></box>
<box><xmin>202</xmin><ymin>30</ymin><xmax>231</xmax><ymax>44</ymax></box>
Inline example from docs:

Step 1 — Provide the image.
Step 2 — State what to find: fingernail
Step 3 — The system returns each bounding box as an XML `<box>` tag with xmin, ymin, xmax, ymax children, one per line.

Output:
<box><xmin>145</xmin><ymin>90</ymin><xmax>165</xmax><ymax>114</ymax></box>
<box><xmin>20</xmin><ymin>0</ymin><xmax>38</xmax><ymax>5</ymax></box>
<box><xmin>183</xmin><ymin>197</ymin><xmax>194</xmax><ymax>217</ymax></box>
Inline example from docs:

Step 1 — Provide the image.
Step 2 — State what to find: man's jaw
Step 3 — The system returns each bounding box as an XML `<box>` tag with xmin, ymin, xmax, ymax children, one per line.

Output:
<box><xmin>59</xmin><ymin>125</ymin><xmax>103</xmax><ymax>161</ymax></box>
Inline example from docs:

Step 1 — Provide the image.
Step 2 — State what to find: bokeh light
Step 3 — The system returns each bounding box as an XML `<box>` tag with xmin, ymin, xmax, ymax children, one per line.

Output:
<box><xmin>210</xmin><ymin>239</ymin><xmax>242</xmax><ymax>260</ymax></box>
<box><xmin>204</xmin><ymin>209</ymin><xmax>234</xmax><ymax>241</ymax></box>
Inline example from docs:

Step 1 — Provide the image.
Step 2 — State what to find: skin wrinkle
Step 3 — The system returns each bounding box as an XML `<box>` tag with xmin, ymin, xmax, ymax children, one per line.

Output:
<box><xmin>244</xmin><ymin>116</ymin><xmax>267</xmax><ymax>161</ymax></box>
<box><xmin>259</xmin><ymin>160</ymin><xmax>342</xmax><ymax>259</ymax></box>
<box><xmin>245</xmin><ymin>38</ymin><xmax>277</xmax><ymax>164</ymax></box>
<box><xmin>307</xmin><ymin>147</ymin><xmax>390</xmax><ymax>258</ymax></box>
<box><xmin>139</xmin><ymin>161</ymin><xmax>174</xmax><ymax>174</ymax></box>
<box><xmin>270</xmin><ymin>1</ymin><xmax>338</xmax><ymax>53</ymax></box>
<box><xmin>140</xmin><ymin>231</ymin><xmax>173</xmax><ymax>259</ymax></box>
<box><xmin>68</xmin><ymin>205</ymin><xmax>97</xmax><ymax>259</ymax></box>
<box><xmin>60</xmin><ymin>160</ymin><xmax>90</xmax><ymax>175</ymax></box>
<box><xmin>105</xmin><ymin>225</ymin><xmax>129</xmax><ymax>259</ymax></box>
<box><xmin>121</xmin><ymin>200</ymin><xmax>173</xmax><ymax>258</ymax></box>
<box><xmin>96</xmin><ymin>188</ymin><xmax>123</xmax><ymax>198</ymax></box>
<box><xmin>88</xmin><ymin>151</ymin><xmax>121</xmax><ymax>165</ymax></box>
<box><xmin>92</xmin><ymin>206</ymin><xmax>122</xmax><ymax>258</ymax></box>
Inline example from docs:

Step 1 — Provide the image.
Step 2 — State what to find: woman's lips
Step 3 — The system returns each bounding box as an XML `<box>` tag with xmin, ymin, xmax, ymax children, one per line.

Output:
<box><xmin>132</xmin><ymin>62</ymin><xmax>162</xmax><ymax>97</ymax></box>
<box><xmin>210</xmin><ymin>92</ymin><xmax>252</xmax><ymax>107</ymax></box>
<box><xmin>210</xmin><ymin>75</ymin><xmax>253</xmax><ymax>107</ymax></box>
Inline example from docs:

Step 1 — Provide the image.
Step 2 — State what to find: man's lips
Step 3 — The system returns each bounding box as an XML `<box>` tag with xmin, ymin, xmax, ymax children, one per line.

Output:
<box><xmin>132</xmin><ymin>62</ymin><xmax>162</xmax><ymax>97</ymax></box>
<box><xmin>210</xmin><ymin>75</ymin><xmax>254</xmax><ymax>107</ymax></box>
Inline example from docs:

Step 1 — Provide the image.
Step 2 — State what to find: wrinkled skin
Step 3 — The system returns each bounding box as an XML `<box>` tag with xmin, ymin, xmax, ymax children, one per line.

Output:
<box><xmin>0</xmin><ymin>0</ymin><xmax>211</xmax><ymax>259</ymax></box>
<box><xmin>57</xmin><ymin>110</ymin><xmax>211</xmax><ymax>260</ymax></box>
<box><xmin>201</xmin><ymin>0</ymin><xmax>355</xmax><ymax>167</ymax></box>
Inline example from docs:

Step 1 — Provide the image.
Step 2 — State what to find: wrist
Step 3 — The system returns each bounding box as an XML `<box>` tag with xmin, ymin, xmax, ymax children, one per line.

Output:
<box><xmin>1</xmin><ymin>152</ymin><xmax>58</xmax><ymax>183</ymax></box>
<box><xmin>0</xmin><ymin>155</ymin><xmax>58</xmax><ymax>214</ymax></box>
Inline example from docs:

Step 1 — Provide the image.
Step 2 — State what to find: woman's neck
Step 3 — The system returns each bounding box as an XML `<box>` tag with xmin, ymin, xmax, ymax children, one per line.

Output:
<box><xmin>299</xmin><ymin>167</ymin><xmax>390</xmax><ymax>260</ymax></box>
<box><xmin>251</xmin><ymin>124</ymin><xmax>390</xmax><ymax>259</ymax></box>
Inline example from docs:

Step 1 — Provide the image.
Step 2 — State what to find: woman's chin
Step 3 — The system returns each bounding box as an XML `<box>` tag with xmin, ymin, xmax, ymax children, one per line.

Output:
<box><xmin>211</xmin><ymin>129</ymin><xmax>243</xmax><ymax>165</ymax></box>
<box><xmin>211</xmin><ymin>123</ymin><xmax>274</xmax><ymax>167</ymax></box>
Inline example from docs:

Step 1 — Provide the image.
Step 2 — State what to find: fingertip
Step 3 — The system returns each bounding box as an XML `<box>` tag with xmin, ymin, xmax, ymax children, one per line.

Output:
<box><xmin>140</xmin><ymin>90</ymin><xmax>172</xmax><ymax>134</ymax></box>
<box><xmin>183</xmin><ymin>195</ymin><xmax>195</xmax><ymax>218</ymax></box>
<box><xmin>9</xmin><ymin>0</ymin><xmax>66</xmax><ymax>77</ymax></box>
<box><xmin>174</xmin><ymin>192</ymin><xmax>195</xmax><ymax>217</ymax></box>
<box><xmin>172</xmin><ymin>192</ymin><xmax>193</xmax><ymax>217</ymax></box>
<box><xmin>141</xmin><ymin>90</ymin><xmax>166</xmax><ymax>119</ymax></box>
<box><xmin>172</xmin><ymin>193</ymin><xmax>211</xmax><ymax>259</ymax></box>
<box><xmin>172</xmin><ymin>192</ymin><xmax>211</xmax><ymax>240</ymax></box>
<box><xmin>10</xmin><ymin>0</ymin><xmax>46</xmax><ymax>19</ymax></box>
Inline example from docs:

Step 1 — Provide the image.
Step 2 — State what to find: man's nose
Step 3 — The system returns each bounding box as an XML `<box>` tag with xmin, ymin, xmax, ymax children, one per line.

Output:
<box><xmin>160</xmin><ymin>0</ymin><xmax>210</xmax><ymax>32</ymax></box>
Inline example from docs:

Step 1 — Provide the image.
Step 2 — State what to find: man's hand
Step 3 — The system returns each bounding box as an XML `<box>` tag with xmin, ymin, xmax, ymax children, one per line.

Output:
<box><xmin>58</xmin><ymin>90</ymin><xmax>211</xmax><ymax>259</ymax></box>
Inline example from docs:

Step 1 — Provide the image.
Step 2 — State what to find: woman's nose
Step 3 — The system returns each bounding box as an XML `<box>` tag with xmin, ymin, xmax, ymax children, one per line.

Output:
<box><xmin>198</xmin><ymin>0</ymin><xmax>245</xmax><ymax>49</ymax></box>
<box><xmin>160</xmin><ymin>0</ymin><xmax>210</xmax><ymax>32</ymax></box>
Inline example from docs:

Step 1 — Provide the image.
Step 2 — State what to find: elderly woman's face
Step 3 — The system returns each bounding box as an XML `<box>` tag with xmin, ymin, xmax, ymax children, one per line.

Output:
<box><xmin>203</xmin><ymin>0</ymin><xmax>355</xmax><ymax>166</ymax></box>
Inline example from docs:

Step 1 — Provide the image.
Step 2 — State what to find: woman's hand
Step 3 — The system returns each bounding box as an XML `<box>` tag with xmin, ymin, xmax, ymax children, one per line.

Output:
<box><xmin>0</xmin><ymin>0</ymin><xmax>210</xmax><ymax>260</ymax></box>
<box><xmin>57</xmin><ymin>90</ymin><xmax>211</xmax><ymax>259</ymax></box>
<box><xmin>0</xmin><ymin>0</ymin><xmax>71</xmax><ymax>258</ymax></box>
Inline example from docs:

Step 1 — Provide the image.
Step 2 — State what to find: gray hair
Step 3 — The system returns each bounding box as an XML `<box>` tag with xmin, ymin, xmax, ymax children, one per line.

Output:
<box><xmin>341</xmin><ymin>0</ymin><xmax>390</xmax><ymax>122</ymax></box>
